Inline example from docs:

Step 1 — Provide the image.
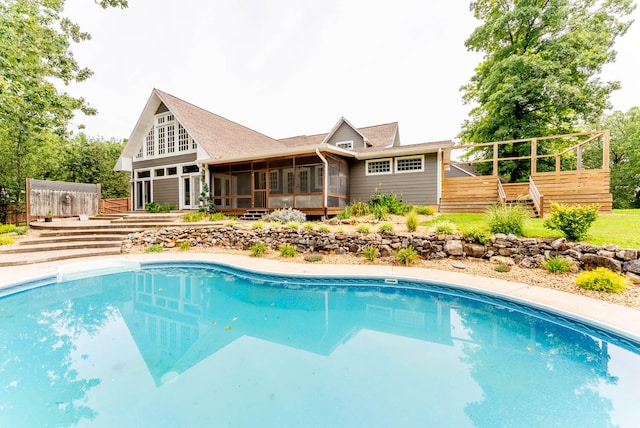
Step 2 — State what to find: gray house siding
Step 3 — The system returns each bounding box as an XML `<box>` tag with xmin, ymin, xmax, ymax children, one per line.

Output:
<box><xmin>153</xmin><ymin>177</ymin><xmax>179</xmax><ymax>207</ymax></box>
<box><xmin>327</xmin><ymin>123</ymin><xmax>365</xmax><ymax>149</ymax></box>
<box><xmin>349</xmin><ymin>153</ymin><xmax>438</xmax><ymax>205</ymax></box>
<box><xmin>133</xmin><ymin>153</ymin><xmax>197</xmax><ymax>170</ymax></box>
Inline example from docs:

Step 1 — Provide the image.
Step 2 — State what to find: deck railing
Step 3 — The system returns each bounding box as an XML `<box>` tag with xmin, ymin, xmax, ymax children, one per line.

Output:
<box><xmin>497</xmin><ymin>179</ymin><xmax>506</xmax><ymax>206</ymax></box>
<box><xmin>529</xmin><ymin>177</ymin><xmax>544</xmax><ymax>218</ymax></box>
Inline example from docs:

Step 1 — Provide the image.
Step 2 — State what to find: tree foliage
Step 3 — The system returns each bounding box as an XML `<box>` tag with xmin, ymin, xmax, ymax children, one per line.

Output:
<box><xmin>459</xmin><ymin>0</ymin><xmax>636</xmax><ymax>182</ymax></box>
<box><xmin>0</xmin><ymin>0</ymin><xmax>128</xmax><ymax>207</ymax></box>
<box><xmin>585</xmin><ymin>107</ymin><xmax>640</xmax><ymax>208</ymax></box>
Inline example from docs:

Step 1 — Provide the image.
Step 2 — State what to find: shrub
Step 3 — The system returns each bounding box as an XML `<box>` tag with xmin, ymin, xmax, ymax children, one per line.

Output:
<box><xmin>145</xmin><ymin>244</ymin><xmax>163</xmax><ymax>253</ymax></box>
<box><xmin>356</xmin><ymin>224</ymin><xmax>370</xmax><ymax>234</ymax></box>
<box><xmin>543</xmin><ymin>256</ymin><xmax>573</xmax><ymax>274</ymax></box>
<box><xmin>0</xmin><ymin>236</ymin><xmax>15</xmax><ymax>246</ymax></box>
<box><xmin>209</xmin><ymin>212</ymin><xmax>226</xmax><ymax>221</ymax></box>
<box><xmin>317</xmin><ymin>225</ymin><xmax>331</xmax><ymax>233</ymax></box>
<box><xmin>336</xmin><ymin>227</ymin><xmax>345</xmax><ymax>234</ymax></box>
<box><xmin>378</xmin><ymin>223</ymin><xmax>394</xmax><ymax>233</ymax></box>
<box><xmin>303</xmin><ymin>222</ymin><xmax>315</xmax><ymax>230</ymax></box>
<box><xmin>543</xmin><ymin>203</ymin><xmax>599</xmax><ymax>242</ymax></box>
<box><xmin>249</xmin><ymin>242</ymin><xmax>268</xmax><ymax>257</ymax></box>
<box><xmin>461</xmin><ymin>227</ymin><xmax>492</xmax><ymax>245</ymax></box>
<box><xmin>371</xmin><ymin>205</ymin><xmax>389</xmax><ymax>221</ymax></box>
<box><xmin>336</xmin><ymin>205</ymin><xmax>353</xmax><ymax>220</ymax></box>
<box><xmin>415</xmin><ymin>206</ymin><xmax>436</xmax><ymax>216</ymax></box>
<box><xmin>0</xmin><ymin>224</ymin><xmax>17</xmax><ymax>234</ymax></box>
<box><xmin>395</xmin><ymin>246</ymin><xmax>418</xmax><ymax>266</ymax></box>
<box><xmin>576</xmin><ymin>267</ymin><xmax>627</xmax><ymax>293</ymax></box>
<box><xmin>251</xmin><ymin>221</ymin><xmax>264</xmax><ymax>230</ymax></box>
<box><xmin>285</xmin><ymin>221</ymin><xmax>300</xmax><ymax>230</ymax></box>
<box><xmin>406</xmin><ymin>209</ymin><xmax>419</xmax><ymax>232</ymax></box>
<box><xmin>433</xmin><ymin>220</ymin><xmax>456</xmax><ymax>234</ymax></box>
<box><xmin>486</xmin><ymin>203</ymin><xmax>527</xmax><ymax>235</ymax></box>
<box><xmin>279</xmin><ymin>244</ymin><xmax>297</xmax><ymax>257</ymax></box>
<box><xmin>178</xmin><ymin>241</ymin><xmax>191</xmax><ymax>250</ymax></box>
<box><xmin>182</xmin><ymin>213</ymin><xmax>205</xmax><ymax>222</ymax></box>
<box><xmin>304</xmin><ymin>254</ymin><xmax>323</xmax><ymax>262</ymax></box>
<box><xmin>494</xmin><ymin>263</ymin><xmax>511</xmax><ymax>273</ymax></box>
<box><xmin>350</xmin><ymin>201</ymin><xmax>370</xmax><ymax>217</ymax></box>
<box><xmin>369</xmin><ymin>189</ymin><xmax>406</xmax><ymax>215</ymax></box>
<box><xmin>145</xmin><ymin>202</ymin><xmax>171</xmax><ymax>213</ymax></box>
<box><xmin>225</xmin><ymin>220</ymin><xmax>236</xmax><ymax>227</ymax></box>
<box><xmin>269</xmin><ymin>208</ymin><xmax>306</xmax><ymax>223</ymax></box>
<box><xmin>363</xmin><ymin>245</ymin><xmax>378</xmax><ymax>261</ymax></box>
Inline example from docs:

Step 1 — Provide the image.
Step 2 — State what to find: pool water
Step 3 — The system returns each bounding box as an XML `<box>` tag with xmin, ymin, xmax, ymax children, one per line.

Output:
<box><xmin>0</xmin><ymin>262</ymin><xmax>639</xmax><ymax>427</ymax></box>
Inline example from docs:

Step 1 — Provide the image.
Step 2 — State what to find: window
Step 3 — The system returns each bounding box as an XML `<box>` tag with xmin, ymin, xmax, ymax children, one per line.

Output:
<box><xmin>297</xmin><ymin>169</ymin><xmax>309</xmax><ymax>193</ymax></box>
<box><xmin>136</xmin><ymin>147</ymin><xmax>143</xmax><ymax>159</ymax></box>
<box><xmin>157</xmin><ymin>127</ymin><xmax>165</xmax><ymax>155</ymax></box>
<box><xmin>137</xmin><ymin>170</ymin><xmax>151</xmax><ymax>179</ymax></box>
<box><xmin>335</xmin><ymin>141</ymin><xmax>353</xmax><ymax>150</ymax></box>
<box><xmin>167</xmin><ymin>167</ymin><xmax>177</xmax><ymax>176</ymax></box>
<box><xmin>145</xmin><ymin>131</ymin><xmax>155</xmax><ymax>157</ymax></box>
<box><xmin>166</xmin><ymin>125</ymin><xmax>174</xmax><ymax>154</ymax></box>
<box><xmin>155</xmin><ymin>168</ymin><xmax>165</xmax><ymax>177</ymax></box>
<box><xmin>395</xmin><ymin>155</ymin><xmax>424</xmax><ymax>173</ymax></box>
<box><xmin>178</xmin><ymin>124</ymin><xmax>189</xmax><ymax>151</ymax></box>
<box><xmin>366</xmin><ymin>158</ymin><xmax>392</xmax><ymax>176</ymax></box>
<box><xmin>269</xmin><ymin>170</ymin><xmax>279</xmax><ymax>191</ymax></box>
<box><xmin>182</xmin><ymin>164</ymin><xmax>199</xmax><ymax>174</ymax></box>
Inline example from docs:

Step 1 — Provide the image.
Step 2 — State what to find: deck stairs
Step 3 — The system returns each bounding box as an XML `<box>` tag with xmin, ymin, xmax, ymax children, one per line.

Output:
<box><xmin>238</xmin><ymin>209</ymin><xmax>269</xmax><ymax>221</ymax></box>
<box><xmin>0</xmin><ymin>213</ymin><xmax>185</xmax><ymax>267</ymax></box>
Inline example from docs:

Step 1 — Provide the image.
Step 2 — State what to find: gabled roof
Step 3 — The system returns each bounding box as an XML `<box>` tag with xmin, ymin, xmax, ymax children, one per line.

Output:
<box><xmin>119</xmin><ymin>88</ymin><xmax>284</xmax><ymax>162</ymax></box>
<box><xmin>320</xmin><ymin>117</ymin><xmax>370</xmax><ymax>146</ymax></box>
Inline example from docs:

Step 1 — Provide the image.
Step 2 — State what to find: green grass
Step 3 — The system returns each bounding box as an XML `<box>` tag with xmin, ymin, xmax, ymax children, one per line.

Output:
<box><xmin>422</xmin><ymin>209</ymin><xmax>640</xmax><ymax>249</ymax></box>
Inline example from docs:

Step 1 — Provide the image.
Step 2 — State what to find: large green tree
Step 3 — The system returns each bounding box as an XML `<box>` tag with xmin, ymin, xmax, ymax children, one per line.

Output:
<box><xmin>459</xmin><ymin>0</ymin><xmax>635</xmax><ymax>182</ymax></box>
<box><xmin>0</xmin><ymin>0</ymin><xmax>127</xmax><ymax>207</ymax></box>
<box><xmin>584</xmin><ymin>107</ymin><xmax>640</xmax><ymax>208</ymax></box>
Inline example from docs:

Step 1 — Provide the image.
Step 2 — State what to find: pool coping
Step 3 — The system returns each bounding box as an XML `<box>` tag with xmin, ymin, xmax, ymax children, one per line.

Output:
<box><xmin>2</xmin><ymin>252</ymin><xmax>639</xmax><ymax>341</ymax></box>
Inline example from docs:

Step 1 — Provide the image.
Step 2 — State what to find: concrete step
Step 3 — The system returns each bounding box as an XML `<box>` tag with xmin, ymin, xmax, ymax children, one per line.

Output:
<box><xmin>0</xmin><ymin>240</ymin><xmax>120</xmax><ymax>254</ymax></box>
<box><xmin>0</xmin><ymin>248</ymin><xmax>123</xmax><ymax>267</ymax></box>
<box><xmin>38</xmin><ymin>229</ymin><xmax>138</xmax><ymax>237</ymax></box>
<box><xmin>18</xmin><ymin>235</ymin><xmax>126</xmax><ymax>245</ymax></box>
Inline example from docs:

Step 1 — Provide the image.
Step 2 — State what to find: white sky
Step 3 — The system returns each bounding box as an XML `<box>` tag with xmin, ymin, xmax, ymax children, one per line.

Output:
<box><xmin>64</xmin><ymin>0</ymin><xmax>640</xmax><ymax>144</ymax></box>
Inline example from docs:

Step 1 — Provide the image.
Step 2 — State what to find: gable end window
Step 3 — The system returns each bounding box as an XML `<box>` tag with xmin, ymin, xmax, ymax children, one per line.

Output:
<box><xmin>365</xmin><ymin>158</ymin><xmax>392</xmax><ymax>176</ymax></box>
<box><xmin>395</xmin><ymin>155</ymin><xmax>424</xmax><ymax>173</ymax></box>
<box><xmin>335</xmin><ymin>141</ymin><xmax>353</xmax><ymax>150</ymax></box>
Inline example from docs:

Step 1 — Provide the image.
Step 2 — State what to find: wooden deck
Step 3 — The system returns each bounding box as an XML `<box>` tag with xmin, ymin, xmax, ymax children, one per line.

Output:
<box><xmin>440</xmin><ymin>130</ymin><xmax>612</xmax><ymax>216</ymax></box>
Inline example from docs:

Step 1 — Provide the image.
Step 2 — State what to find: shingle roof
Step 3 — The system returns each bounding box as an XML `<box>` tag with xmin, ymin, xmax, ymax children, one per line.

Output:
<box><xmin>155</xmin><ymin>89</ymin><xmax>285</xmax><ymax>159</ymax></box>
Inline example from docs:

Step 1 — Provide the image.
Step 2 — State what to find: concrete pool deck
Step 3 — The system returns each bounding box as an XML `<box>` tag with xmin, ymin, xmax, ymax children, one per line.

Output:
<box><xmin>1</xmin><ymin>252</ymin><xmax>639</xmax><ymax>342</ymax></box>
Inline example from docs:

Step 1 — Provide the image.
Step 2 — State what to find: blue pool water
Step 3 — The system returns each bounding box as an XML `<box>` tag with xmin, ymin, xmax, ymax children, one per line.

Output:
<box><xmin>0</xmin><ymin>261</ymin><xmax>639</xmax><ymax>427</ymax></box>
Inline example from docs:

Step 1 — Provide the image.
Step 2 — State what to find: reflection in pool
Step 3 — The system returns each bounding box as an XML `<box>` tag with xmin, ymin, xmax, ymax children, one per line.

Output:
<box><xmin>0</xmin><ymin>261</ymin><xmax>639</xmax><ymax>427</ymax></box>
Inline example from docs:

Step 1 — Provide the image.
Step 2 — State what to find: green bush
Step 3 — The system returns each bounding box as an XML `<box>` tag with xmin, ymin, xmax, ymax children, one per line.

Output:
<box><xmin>395</xmin><ymin>246</ymin><xmax>418</xmax><ymax>266</ymax></box>
<box><xmin>462</xmin><ymin>227</ymin><xmax>492</xmax><ymax>245</ymax></box>
<box><xmin>209</xmin><ymin>212</ymin><xmax>226</xmax><ymax>221</ymax></box>
<box><xmin>145</xmin><ymin>244</ymin><xmax>163</xmax><ymax>253</ymax></box>
<box><xmin>415</xmin><ymin>206</ymin><xmax>436</xmax><ymax>216</ymax></box>
<box><xmin>251</xmin><ymin>221</ymin><xmax>264</xmax><ymax>230</ymax></box>
<box><xmin>576</xmin><ymin>267</ymin><xmax>627</xmax><ymax>293</ymax></box>
<box><xmin>285</xmin><ymin>221</ymin><xmax>300</xmax><ymax>230</ymax></box>
<box><xmin>145</xmin><ymin>202</ymin><xmax>172</xmax><ymax>213</ymax></box>
<box><xmin>318</xmin><ymin>225</ymin><xmax>331</xmax><ymax>233</ymax></box>
<box><xmin>369</xmin><ymin>189</ymin><xmax>406</xmax><ymax>215</ymax></box>
<box><xmin>371</xmin><ymin>205</ymin><xmax>389</xmax><ymax>221</ymax></box>
<box><xmin>356</xmin><ymin>224</ymin><xmax>370</xmax><ymax>234</ymax></box>
<box><xmin>225</xmin><ymin>220</ymin><xmax>236</xmax><ymax>227</ymax></box>
<box><xmin>249</xmin><ymin>242</ymin><xmax>268</xmax><ymax>257</ymax></box>
<box><xmin>494</xmin><ymin>263</ymin><xmax>511</xmax><ymax>273</ymax></box>
<box><xmin>378</xmin><ymin>223</ymin><xmax>394</xmax><ymax>233</ymax></box>
<box><xmin>406</xmin><ymin>209</ymin><xmax>419</xmax><ymax>232</ymax></box>
<box><xmin>269</xmin><ymin>208</ymin><xmax>306</xmax><ymax>223</ymax></box>
<box><xmin>303</xmin><ymin>222</ymin><xmax>315</xmax><ymax>230</ymax></box>
<box><xmin>336</xmin><ymin>205</ymin><xmax>353</xmax><ymax>220</ymax></box>
<box><xmin>304</xmin><ymin>254</ymin><xmax>323</xmax><ymax>262</ymax></box>
<box><xmin>363</xmin><ymin>245</ymin><xmax>378</xmax><ymax>261</ymax></box>
<box><xmin>0</xmin><ymin>224</ymin><xmax>17</xmax><ymax>234</ymax></box>
<box><xmin>543</xmin><ymin>256</ymin><xmax>573</xmax><ymax>274</ymax></box>
<box><xmin>279</xmin><ymin>244</ymin><xmax>297</xmax><ymax>257</ymax></box>
<box><xmin>182</xmin><ymin>213</ymin><xmax>205</xmax><ymax>222</ymax></box>
<box><xmin>486</xmin><ymin>203</ymin><xmax>528</xmax><ymax>235</ymax></box>
<box><xmin>0</xmin><ymin>236</ymin><xmax>15</xmax><ymax>245</ymax></box>
<box><xmin>350</xmin><ymin>201</ymin><xmax>371</xmax><ymax>217</ymax></box>
<box><xmin>543</xmin><ymin>203</ymin><xmax>599</xmax><ymax>241</ymax></box>
<box><xmin>433</xmin><ymin>220</ymin><xmax>456</xmax><ymax>234</ymax></box>
<box><xmin>178</xmin><ymin>241</ymin><xmax>191</xmax><ymax>250</ymax></box>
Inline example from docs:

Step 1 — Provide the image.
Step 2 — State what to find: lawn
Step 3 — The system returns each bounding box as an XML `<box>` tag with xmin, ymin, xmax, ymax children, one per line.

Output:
<box><xmin>423</xmin><ymin>209</ymin><xmax>640</xmax><ymax>249</ymax></box>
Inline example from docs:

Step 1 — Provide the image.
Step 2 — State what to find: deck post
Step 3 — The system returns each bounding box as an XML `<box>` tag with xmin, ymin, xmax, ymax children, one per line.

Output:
<box><xmin>493</xmin><ymin>142</ymin><xmax>498</xmax><ymax>176</ymax></box>
<box><xmin>603</xmin><ymin>129</ymin><xmax>610</xmax><ymax>171</ymax></box>
<box><xmin>531</xmin><ymin>139</ymin><xmax>537</xmax><ymax>175</ymax></box>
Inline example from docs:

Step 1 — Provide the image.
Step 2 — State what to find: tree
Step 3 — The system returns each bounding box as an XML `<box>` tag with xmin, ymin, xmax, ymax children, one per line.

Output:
<box><xmin>584</xmin><ymin>107</ymin><xmax>640</xmax><ymax>208</ymax></box>
<box><xmin>459</xmin><ymin>0</ymin><xmax>636</xmax><ymax>182</ymax></box>
<box><xmin>0</xmin><ymin>0</ymin><xmax>127</xmax><ymax>206</ymax></box>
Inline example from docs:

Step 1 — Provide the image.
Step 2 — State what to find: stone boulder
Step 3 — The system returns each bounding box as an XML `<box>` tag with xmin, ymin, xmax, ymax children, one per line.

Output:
<box><xmin>581</xmin><ymin>253</ymin><xmax>622</xmax><ymax>272</ymax></box>
<box><xmin>463</xmin><ymin>243</ymin><xmax>485</xmax><ymax>258</ymax></box>
<box><xmin>623</xmin><ymin>259</ymin><xmax>640</xmax><ymax>274</ymax></box>
<box><xmin>444</xmin><ymin>239</ymin><xmax>464</xmax><ymax>256</ymax></box>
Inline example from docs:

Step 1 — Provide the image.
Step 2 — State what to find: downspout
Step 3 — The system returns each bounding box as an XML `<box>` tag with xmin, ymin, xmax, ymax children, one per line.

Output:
<box><xmin>316</xmin><ymin>148</ymin><xmax>329</xmax><ymax>219</ymax></box>
<box><xmin>437</xmin><ymin>148</ymin><xmax>443</xmax><ymax>207</ymax></box>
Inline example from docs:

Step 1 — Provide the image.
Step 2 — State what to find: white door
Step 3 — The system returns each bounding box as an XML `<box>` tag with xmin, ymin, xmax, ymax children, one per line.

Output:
<box><xmin>182</xmin><ymin>175</ymin><xmax>200</xmax><ymax>209</ymax></box>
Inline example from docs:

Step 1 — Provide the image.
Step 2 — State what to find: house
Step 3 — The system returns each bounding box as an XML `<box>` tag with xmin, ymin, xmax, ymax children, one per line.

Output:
<box><xmin>115</xmin><ymin>89</ymin><xmax>455</xmax><ymax>216</ymax></box>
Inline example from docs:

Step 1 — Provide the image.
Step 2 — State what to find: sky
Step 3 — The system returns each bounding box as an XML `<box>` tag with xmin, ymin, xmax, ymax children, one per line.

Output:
<box><xmin>63</xmin><ymin>0</ymin><xmax>640</xmax><ymax>145</ymax></box>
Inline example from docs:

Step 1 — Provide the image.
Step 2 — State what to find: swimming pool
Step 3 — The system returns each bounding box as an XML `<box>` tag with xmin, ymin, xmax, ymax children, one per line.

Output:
<box><xmin>1</xmin><ymin>260</ymin><xmax>639</xmax><ymax>427</ymax></box>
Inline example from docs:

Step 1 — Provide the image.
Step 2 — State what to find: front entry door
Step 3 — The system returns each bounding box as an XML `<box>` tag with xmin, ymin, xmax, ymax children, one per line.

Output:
<box><xmin>253</xmin><ymin>171</ymin><xmax>267</xmax><ymax>208</ymax></box>
<box><xmin>135</xmin><ymin>180</ymin><xmax>151</xmax><ymax>210</ymax></box>
<box><xmin>182</xmin><ymin>175</ymin><xmax>200</xmax><ymax>209</ymax></box>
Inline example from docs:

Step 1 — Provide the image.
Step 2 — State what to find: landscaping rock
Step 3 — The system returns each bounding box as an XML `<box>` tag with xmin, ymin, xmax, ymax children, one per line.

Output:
<box><xmin>463</xmin><ymin>243</ymin><xmax>485</xmax><ymax>258</ymax></box>
<box><xmin>616</xmin><ymin>248</ymin><xmax>638</xmax><ymax>261</ymax></box>
<box><xmin>490</xmin><ymin>256</ymin><xmax>515</xmax><ymax>266</ymax></box>
<box><xmin>444</xmin><ymin>239</ymin><xmax>464</xmax><ymax>256</ymax></box>
<box><xmin>581</xmin><ymin>254</ymin><xmax>622</xmax><ymax>272</ymax></box>
<box><xmin>623</xmin><ymin>259</ymin><xmax>640</xmax><ymax>274</ymax></box>
<box><xmin>626</xmin><ymin>272</ymin><xmax>640</xmax><ymax>285</ymax></box>
<box><xmin>551</xmin><ymin>238</ymin><xmax>569</xmax><ymax>251</ymax></box>
<box><xmin>451</xmin><ymin>261</ymin><xmax>467</xmax><ymax>269</ymax></box>
<box><xmin>520</xmin><ymin>255</ymin><xmax>546</xmax><ymax>269</ymax></box>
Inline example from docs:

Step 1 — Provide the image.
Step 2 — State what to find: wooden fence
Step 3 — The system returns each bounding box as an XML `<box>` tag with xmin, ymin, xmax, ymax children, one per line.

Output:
<box><xmin>27</xmin><ymin>179</ymin><xmax>101</xmax><ymax>223</ymax></box>
<box><xmin>100</xmin><ymin>197</ymin><xmax>131</xmax><ymax>214</ymax></box>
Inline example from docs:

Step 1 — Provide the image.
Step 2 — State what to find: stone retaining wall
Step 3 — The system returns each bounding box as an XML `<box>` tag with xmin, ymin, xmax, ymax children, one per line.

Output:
<box><xmin>122</xmin><ymin>226</ymin><xmax>640</xmax><ymax>279</ymax></box>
